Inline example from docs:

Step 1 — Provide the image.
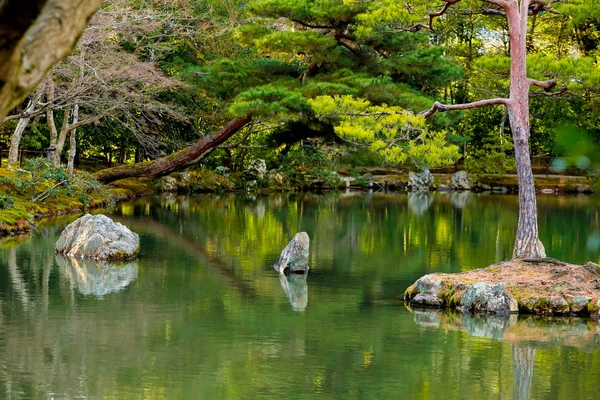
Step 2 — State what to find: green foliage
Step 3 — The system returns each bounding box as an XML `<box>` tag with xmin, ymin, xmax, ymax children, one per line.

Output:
<box><xmin>188</xmin><ymin>169</ymin><xmax>236</xmax><ymax>193</ymax></box>
<box><xmin>78</xmin><ymin>195</ymin><xmax>91</xmax><ymax>207</ymax></box>
<box><xmin>309</xmin><ymin>95</ymin><xmax>460</xmax><ymax>168</ymax></box>
<box><xmin>466</xmin><ymin>142</ymin><xmax>515</xmax><ymax>179</ymax></box>
<box><xmin>309</xmin><ymin>167</ymin><xmax>344</xmax><ymax>189</ymax></box>
<box><xmin>13</xmin><ymin>158</ymin><xmax>105</xmax><ymax>203</ymax></box>
<box><xmin>0</xmin><ymin>194</ymin><xmax>15</xmax><ymax>210</ymax></box>
<box><xmin>229</xmin><ymin>85</ymin><xmax>310</xmax><ymax>118</ymax></box>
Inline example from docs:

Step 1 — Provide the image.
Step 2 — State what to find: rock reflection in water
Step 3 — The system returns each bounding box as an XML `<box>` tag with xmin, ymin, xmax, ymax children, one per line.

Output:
<box><xmin>279</xmin><ymin>273</ymin><xmax>308</xmax><ymax>312</ymax></box>
<box><xmin>407</xmin><ymin>192</ymin><xmax>433</xmax><ymax>215</ymax></box>
<box><xmin>411</xmin><ymin>310</ymin><xmax>600</xmax><ymax>400</ymax></box>
<box><xmin>56</xmin><ymin>255</ymin><xmax>139</xmax><ymax>297</ymax></box>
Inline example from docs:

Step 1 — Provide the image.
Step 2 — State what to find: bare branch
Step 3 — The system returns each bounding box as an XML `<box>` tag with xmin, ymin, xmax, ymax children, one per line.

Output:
<box><xmin>419</xmin><ymin>98</ymin><xmax>510</xmax><ymax>118</ymax></box>
<box><xmin>528</xmin><ymin>78</ymin><xmax>557</xmax><ymax>90</ymax></box>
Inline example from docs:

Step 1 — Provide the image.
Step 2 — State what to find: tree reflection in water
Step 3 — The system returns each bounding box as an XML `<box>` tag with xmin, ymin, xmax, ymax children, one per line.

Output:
<box><xmin>411</xmin><ymin>309</ymin><xmax>600</xmax><ymax>400</ymax></box>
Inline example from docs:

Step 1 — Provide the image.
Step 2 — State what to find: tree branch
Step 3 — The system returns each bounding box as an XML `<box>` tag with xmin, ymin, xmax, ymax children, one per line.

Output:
<box><xmin>68</xmin><ymin>105</ymin><xmax>120</xmax><ymax>131</ymax></box>
<box><xmin>419</xmin><ymin>98</ymin><xmax>510</xmax><ymax>118</ymax></box>
<box><xmin>528</xmin><ymin>78</ymin><xmax>557</xmax><ymax>90</ymax></box>
<box><xmin>290</xmin><ymin>19</ymin><xmax>335</xmax><ymax>30</ymax></box>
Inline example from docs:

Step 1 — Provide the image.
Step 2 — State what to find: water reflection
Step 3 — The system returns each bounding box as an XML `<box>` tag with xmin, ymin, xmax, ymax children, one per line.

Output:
<box><xmin>407</xmin><ymin>192</ymin><xmax>433</xmax><ymax>215</ymax></box>
<box><xmin>412</xmin><ymin>310</ymin><xmax>600</xmax><ymax>400</ymax></box>
<box><xmin>0</xmin><ymin>193</ymin><xmax>599</xmax><ymax>399</ymax></box>
<box><xmin>55</xmin><ymin>256</ymin><xmax>139</xmax><ymax>297</ymax></box>
<box><xmin>279</xmin><ymin>273</ymin><xmax>308</xmax><ymax>312</ymax></box>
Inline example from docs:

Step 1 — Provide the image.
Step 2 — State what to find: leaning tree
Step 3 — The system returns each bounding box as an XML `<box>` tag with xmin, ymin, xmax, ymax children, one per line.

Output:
<box><xmin>385</xmin><ymin>0</ymin><xmax>561</xmax><ymax>259</ymax></box>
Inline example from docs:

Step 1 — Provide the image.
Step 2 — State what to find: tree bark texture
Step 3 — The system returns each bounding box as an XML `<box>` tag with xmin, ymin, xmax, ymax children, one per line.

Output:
<box><xmin>506</xmin><ymin>1</ymin><xmax>545</xmax><ymax>259</ymax></box>
<box><xmin>67</xmin><ymin>103</ymin><xmax>79</xmax><ymax>176</ymax></box>
<box><xmin>7</xmin><ymin>87</ymin><xmax>44</xmax><ymax>168</ymax></box>
<box><xmin>0</xmin><ymin>0</ymin><xmax>103</xmax><ymax>122</ymax></box>
<box><xmin>94</xmin><ymin>114</ymin><xmax>253</xmax><ymax>184</ymax></box>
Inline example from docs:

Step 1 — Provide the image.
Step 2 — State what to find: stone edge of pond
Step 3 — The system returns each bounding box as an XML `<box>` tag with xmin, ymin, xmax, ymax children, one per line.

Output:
<box><xmin>404</xmin><ymin>258</ymin><xmax>600</xmax><ymax>317</ymax></box>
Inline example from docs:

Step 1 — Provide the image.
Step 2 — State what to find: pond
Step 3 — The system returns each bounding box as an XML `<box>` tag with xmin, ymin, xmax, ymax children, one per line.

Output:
<box><xmin>0</xmin><ymin>191</ymin><xmax>599</xmax><ymax>399</ymax></box>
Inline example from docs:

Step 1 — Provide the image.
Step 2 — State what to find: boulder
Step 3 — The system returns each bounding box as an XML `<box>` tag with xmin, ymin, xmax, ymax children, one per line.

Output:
<box><xmin>361</xmin><ymin>173</ymin><xmax>374</xmax><ymax>187</ymax></box>
<box><xmin>460</xmin><ymin>282</ymin><xmax>518</xmax><ymax>315</ymax></box>
<box><xmin>274</xmin><ymin>232</ymin><xmax>310</xmax><ymax>274</ymax></box>
<box><xmin>437</xmin><ymin>184</ymin><xmax>451</xmax><ymax>192</ymax></box>
<box><xmin>565</xmin><ymin>295</ymin><xmax>592</xmax><ymax>314</ymax></box>
<box><xmin>540</xmin><ymin>188</ymin><xmax>555</xmax><ymax>194</ymax></box>
<box><xmin>246</xmin><ymin>159</ymin><xmax>267</xmax><ymax>178</ymax></box>
<box><xmin>575</xmin><ymin>184</ymin><xmax>593</xmax><ymax>194</ymax></box>
<box><xmin>267</xmin><ymin>170</ymin><xmax>285</xmax><ymax>187</ymax></box>
<box><xmin>156</xmin><ymin>176</ymin><xmax>177</xmax><ymax>193</ymax></box>
<box><xmin>408</xmin><ymin>169</ymin><xmax>434</xmax><ymax>191</ymax></box>
<box><xmin>341</xmin><ymin>176</ymin><xmax>356</xmax><ymax>188</ymax></box>
<box><xmin>386</xmin><ymin>181</ymin><xmax>407</xmax><ymax>191</ymax></box>
<box><xmin>411</xmin><ymin>293</ymin><xmax>443</xmax><ymax>308</ymax></box>
<box><xmin>55</xmin><ymin>214</ymin><xmax>140</xmax><ymax>261</ymax></box>
<box><xmin>415</xmin><ymin>275</ymin><xmax>442</xmax><ymax>296</ymax></box>
<box><xmin>215</xmin><ymin>166</ymin><xmax>230</xmax><ymax>177</ymax></box>
<box><xmin>450</xmin><ymin>171</ymin><xmax>471</xmax><ymax>190</ymax></box>
<box><xmin>479</xmin><ymin>183</ymin><xmax>492</xmax><ymax>191</ymax></box>
<box><xmin>245</xmin><ymin>180</ymin><xmax>258</xmax><ymax>190</ymax></box>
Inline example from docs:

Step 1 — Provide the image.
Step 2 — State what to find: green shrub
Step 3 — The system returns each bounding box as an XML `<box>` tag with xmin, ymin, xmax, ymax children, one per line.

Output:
<box><xmin>0</xmin><ymin>194</ymin><xmax>15</xmax><ymax>209</ymax></box>
<box><xmin>466</xmin><ymin>143</ymin><xmax>515</xmax><ymax>179</ymax></box>
<box><xmin>188</xmin><ymin>169</ymin><xmax>236</xmax><ymax>193</ymax></box>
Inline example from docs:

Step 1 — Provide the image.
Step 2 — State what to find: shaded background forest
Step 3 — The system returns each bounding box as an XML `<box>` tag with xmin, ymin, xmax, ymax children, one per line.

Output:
<box><xmin>3</xmin><ymin>0</ymin><xmax>600</xmax><ymax>175</ymax></box>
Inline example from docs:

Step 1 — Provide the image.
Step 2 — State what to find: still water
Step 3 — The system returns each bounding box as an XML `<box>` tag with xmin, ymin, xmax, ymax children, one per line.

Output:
<box><xmin>1</xmin><ymin>192</ymin><xmax>599</xmax><ymax>399</ymax></box>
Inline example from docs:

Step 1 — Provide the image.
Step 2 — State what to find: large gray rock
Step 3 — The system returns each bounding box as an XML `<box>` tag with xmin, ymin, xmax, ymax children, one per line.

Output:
<box><xmin>450</xmin><ymin>170</ymin><xmax>471</xmax><ymax>190</ymax></box>
<box><xmin>156</xmin><ymin>176</ymin><xmax>177</xmax><ymax>192</ymax></box>
<box><xmin>460</xmin><ymin>282</ymin><xmax>518</xmax><ymax>315</ymax></box>
<box><xmin>274</xmin><ymin>232</ymin><xmax>310</xmax><ymax>274</ymax></box>
<box><xmin>415</xmin><ymin>275</ymin><xmax>442</xmax><ymax>295</ymax></box>
<box><xmin>55</xmin><ymin>214</ymin><xmax>140</xmax><ymax>261</ymax></box>
<box><xmin>246</xmin><ymin>159</ymin><xmax>267</xmax><ymax>178</ymax></box>
<box><xmin>408</xmin><ymin>169</ymin><xmax>434</xmax><ymax>191</ymax></box>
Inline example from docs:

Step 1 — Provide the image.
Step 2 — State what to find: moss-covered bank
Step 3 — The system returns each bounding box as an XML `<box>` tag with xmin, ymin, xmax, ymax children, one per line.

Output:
<box><xmin>0</xmin><ymin>166</ymin><xmax>154</xmax><ymax>236</ymax></box>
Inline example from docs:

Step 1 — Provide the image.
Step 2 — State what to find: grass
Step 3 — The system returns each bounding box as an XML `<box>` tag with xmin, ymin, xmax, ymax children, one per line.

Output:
<box><xmin>0</xmin><ymin>168</ymin><xmax>155</xmax><ymax>235</ymax></box>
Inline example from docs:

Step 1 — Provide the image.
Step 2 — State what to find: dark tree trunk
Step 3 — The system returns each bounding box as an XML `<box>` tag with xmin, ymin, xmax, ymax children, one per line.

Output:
<box><xmin>94</xmin><ymin>114</ymin><xmax>252</xmax><ymax>184</ymax></box>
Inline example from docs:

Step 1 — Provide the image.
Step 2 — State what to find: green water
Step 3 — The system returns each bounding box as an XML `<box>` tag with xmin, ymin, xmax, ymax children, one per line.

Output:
<box><xmin>1</xmin><ymin>192</ymin><xmax>600</xmax><ymax>399</ymax></box>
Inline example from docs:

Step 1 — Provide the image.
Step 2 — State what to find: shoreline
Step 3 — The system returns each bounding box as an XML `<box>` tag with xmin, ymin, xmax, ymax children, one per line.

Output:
<box><xmin>0</xmin><ymin>178</ymin><xmax>155</xmax><ymax>237</ymax></box>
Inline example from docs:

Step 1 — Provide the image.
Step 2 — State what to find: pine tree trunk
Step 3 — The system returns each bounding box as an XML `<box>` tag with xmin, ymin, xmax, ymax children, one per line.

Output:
<box><xmin>507</xmin><ymin>2</ymin><xmax>545</xmax><ymax>259</ymax></box>
<box><xmin>94</xmin><ymin>114</ymin><xmax>252</xmax><ymax>184</ymax></box>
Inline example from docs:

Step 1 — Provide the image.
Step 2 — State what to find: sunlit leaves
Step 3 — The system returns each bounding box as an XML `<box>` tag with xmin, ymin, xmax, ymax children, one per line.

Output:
<box><xmin>308</xmin><ymin>95</ymin><xmax>459</xmax><ymax>167</ymax></box>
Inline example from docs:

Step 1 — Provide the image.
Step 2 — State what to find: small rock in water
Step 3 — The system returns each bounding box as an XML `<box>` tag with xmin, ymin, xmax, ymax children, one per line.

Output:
<box><xmin>55</xmin><ymin>214</ymin><xmax>140</xmax><ymax>261</ymax></box>
<box><xmin>274</xmin><ymin>232</ymin><xmax>310</xmax><ymax>274</ymax></box>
